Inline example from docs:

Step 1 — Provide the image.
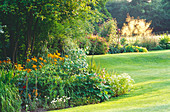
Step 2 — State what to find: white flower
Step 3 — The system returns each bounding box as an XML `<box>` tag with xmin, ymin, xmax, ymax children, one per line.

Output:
<box><xmin>26</xmin><ymin>105</ymin><xmax>28</xmax><ymax>107</ymax></box>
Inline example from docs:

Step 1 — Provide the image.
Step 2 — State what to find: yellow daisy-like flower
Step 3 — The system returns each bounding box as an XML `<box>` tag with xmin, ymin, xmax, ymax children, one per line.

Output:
<box><xmin>54</xmin><ymin>59</ymin><xmax>57</xmax><ymax>62</ymax></box>
<box><xmin>65</xmin><ymin>55</ymin><xmax>68</xmax><ymax>58</ymax></box>
<box><xmin>39</xmin><ymin>57</ymin><xmax>43</xmax><ymax>61</ymax></box>
<box><xmin>32</xmin><ymin>64</ymin><xmax>37</xmax><ymax>68</ymax></box>
<box><xmin>31</xmin><ymin>58</ymin><xmax>37</xmax><ymax>62</ymax></box>
<box><xmin>57</xmin><ymin>53</ymin><xmax>61</xmax><ymax>56</ymax></box>
<box><xmin>43</xmin><ymin>60</ymin><xmax>47</xmax><ymax>63</ymax></box>
<box><xmin>26</xmin><ymin>59</ymin><xmax>30</xmax><ymax>62</ymax></box>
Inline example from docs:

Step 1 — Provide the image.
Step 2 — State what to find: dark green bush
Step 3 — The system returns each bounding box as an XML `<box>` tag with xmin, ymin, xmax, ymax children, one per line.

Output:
<box><xmin>152</xmin><ymin>45</ymin><xmax>163</xmax><ymax>50</ymax></box>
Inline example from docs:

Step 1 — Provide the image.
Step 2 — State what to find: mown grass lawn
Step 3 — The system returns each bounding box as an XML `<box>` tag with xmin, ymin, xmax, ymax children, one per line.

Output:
<box><xmin>49</xmin><ymin>50</ymin><xmax>170</xmax><ymax>112</ymax></box>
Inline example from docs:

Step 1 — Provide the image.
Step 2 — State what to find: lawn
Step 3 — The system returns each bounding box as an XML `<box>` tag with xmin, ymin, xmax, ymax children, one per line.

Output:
<box><xmin>49</xmin><ymin>50</ymin><xmax>170</xmax><ymax>112</ymax></box>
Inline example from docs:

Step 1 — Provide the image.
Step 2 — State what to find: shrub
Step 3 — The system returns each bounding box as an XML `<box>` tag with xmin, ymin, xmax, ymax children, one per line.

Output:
<box><xmin>152</xmin><ymin>45</ymin><xmax>163</xmax><ymax>50</ymax></box>
<box><xmin>107</xmin><ymin>73</ymin><xmax>134</xmax><ymax>96</ymax></box>
<box><xmin>159</xmin><ymin>33</ymin><xmax>170</xmax><ymax>49</ymax></box>
<box><xmin>125</xmin><ymin>45</ymin><xmax>148</xmax><ymax>52</ymax></box>
<box><xmin>80</xmin><ymin>35</ymin><xmax>109</xmax><ymax>55</ymax></box>
<box><xmin>88</xmin><ymin>61</ymin><xmax>134</xmax><ymax>97</ymax></box>
<box><xmin>99</xmin><ymin>19</ymin><xmax>117</xmax><ymax>45</ymax></box>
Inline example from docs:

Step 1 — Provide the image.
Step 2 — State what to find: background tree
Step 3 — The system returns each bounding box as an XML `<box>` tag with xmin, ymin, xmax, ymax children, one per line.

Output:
<box><xmin>0</xmin><ymin>0</ymin><xmax>110</xmax><ymax>62</ymax></box>
<box><xmin>106</xmin><ymin>0</ymin><xmax>170</xmax><ymax>32</ymax></box>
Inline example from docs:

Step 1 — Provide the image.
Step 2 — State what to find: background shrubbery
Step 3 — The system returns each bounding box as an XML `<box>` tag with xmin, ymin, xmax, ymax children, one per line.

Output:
<box><xmin>0</xmin><ymin>47</ymin><xmax>134</xmax><ymax>111</ymax></box>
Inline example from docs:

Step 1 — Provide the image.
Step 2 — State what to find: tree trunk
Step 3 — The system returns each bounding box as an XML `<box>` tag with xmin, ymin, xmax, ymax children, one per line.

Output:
<box><xmin>25</xmin><ymin>12</ymin><xmax>33</xmax><ymax>58</ymax></box>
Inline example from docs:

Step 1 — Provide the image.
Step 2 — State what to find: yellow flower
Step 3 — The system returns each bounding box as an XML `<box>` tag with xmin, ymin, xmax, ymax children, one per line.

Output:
<box><xmin>39</xmin><ymin>57</ymin><xmax>43</xmax><ymax>61</ymax></box>
<box><xmin>54</xmin><ymin>62</ymin><xmax>57</xmax><ymax>65</ymax></box>
<box><xmin>65</xmin><ymin>55</ymin><xmax>68</xmax><ymax>58</ymax></box>
<box><xmin>35</xmin><ymin>68</ymin><xmax>37</xmax><ymax>71</ymax></box>
<box><xmin>56</xmin><ymin>50</ymin><xmax>58</xmax><ymax>53</ymax></box>
<box><xmin>26</xmin><ymin>59</ymin><xmax>30</xmax><ymax>62</ymax></box>
<box><xmin>43</xmin><ymin>60</ymin><xmax>47</xmax><ymax>63</ymax></box>
<box><xmin>54</xmin><ymin>59</ymin><xmax>57</xmax><ymax>62</ymax></box>
<box><xmin>17</xmin><ymin>64</ymin><xmax>23</xmax><ymax>71</ymax></box>
<box><xmin>57</xmin><ymin>53</ymin><xmax>61</xmax><ymax>56</ymax></box>
<box><xmin>32</xmin><ymin>64</ymin><xmax>37</xmax><ymax>68</ymax></box>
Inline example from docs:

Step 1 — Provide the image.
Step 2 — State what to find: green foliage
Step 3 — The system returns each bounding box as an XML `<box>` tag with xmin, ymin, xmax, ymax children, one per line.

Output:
<box><xmin>107</xmin><ymin>73</ymin><xmax>134</xmax><ymax>96</ymax></box>
<box><xmin>80</xmin><ymin>35</ymin><xmax>109</xmax><ymax>55</ymax></box>
<box><xmin>125</xmin><ymin>45</ymin><xmax>148</xmax><ymax>52</ymax></box>
<box><xmin>0</xmin><ymin>82</ymin><xmax>21</xmax><ymax>112</ymax></box>
<box><xmin>159</xmin><ymin>33</ymin><xmax>170</xmax><ymax>49</ymax></box>
<box><xmin>0</xmin><ymin>0</ymin><xmax>108</xmax><ymax>62</ymax></box>
<box><xmin>99</xmin><ymin>19</ymin><xmax>117</xmax><ymax>44</ymax></box>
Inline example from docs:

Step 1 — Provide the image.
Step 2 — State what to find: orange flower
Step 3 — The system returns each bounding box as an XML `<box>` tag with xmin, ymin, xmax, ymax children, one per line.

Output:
<box><xmin>59</xmin><ymin>57</ymin><xmax>64</xmax><ymax>61</ymax></box>
<box><xmin>32</xmin><ymin>89</ymin><xmax>35</xmax><ymax>93</ymax></box>
<box><xmin>48</xmin><ymin>53</ymin><xmax>53</xmax><ymax>58</ymax></box>
<box><xmin>54</xmin><ymin>62</ymin><xmax>57</xmax><ymax>65</ymax></box>
<box><xmin>35</xmin><ymin>68</ymin><xmax>37</xmax><ymax>71</ymax></box>
<box><xmin>26</xmin><ymin>59</ymin><xmax>30</xmax><ymax>62</ymax></box>
<box><xmin>20</xmin><ymin>90</ymin><xmax>23</xmax><ymax>95</ymax></box>
<box><xmin>14</xmin><ymin>63</ymin><xmax>17</xmax><ymax>65</ymax></box>
<box><xmin>6</xmin><ymin>59</ymin><xmax>11</xmax><ymax>63</ymax></box>
<box><xmin>35</xmin><ymin>89</ymin><xmax>38</xmax><ymax>97</ymax></box>
<box><xmin>41</xmin><ymin>62</ymin><xmax>44</xmax><ymax>66</ymax></box>
<box><xmin>31</xmin><ymin>57</ymin><xmax>37</xmax><ymax>62</ymax></box>
<box><xmin>54</xmin><ymin>59</ymin><xmax>57</xmax><ymax>62</ymax></box>
<box><xmin>0</xmin><ymin>60</ymin><xmax>2</xmax><ymax>64</ymax></box>
<box><xmin>3</xmin><ymin>60</ymin><xmax>6</xmax><ymax>63</ymax></box>
<box><xmin>28</xmin><ymin>94</ymin><xmax>31</xmax><ymax>99</ymax></box>
<box><xmin>65</xmin><ymin>55</ymin><xmax>68</xmax><ymax>58</ymax></box>
<box><xmin>43</xmin><ymin>60</ymin><xmax>47</xmax><ymax>63</ymax></box>
<box><xmin>32</xmin><ymin>64</ymin><xmax>37</xmax><ymax>68</ymax></box>
<box><xmin>39</xmin><ymin>57</ymin><xmax>43</xmax><ymax>61</ymax></box>
<box><xmin>27</xmin><ymin>69</ymin><xmax>31</xmax><ymax>73</ymax></box>
<box><xmin>39</xmin><ymin>65</ymin><xmax>42</xmax><ymax>68</ymax></box>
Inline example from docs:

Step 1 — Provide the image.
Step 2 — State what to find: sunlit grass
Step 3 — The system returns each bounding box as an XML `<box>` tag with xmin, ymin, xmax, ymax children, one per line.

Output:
<box><xmin>49</xmin><ymin>50</ymin><xmax>170</xmax><ymax>112</ymax></box>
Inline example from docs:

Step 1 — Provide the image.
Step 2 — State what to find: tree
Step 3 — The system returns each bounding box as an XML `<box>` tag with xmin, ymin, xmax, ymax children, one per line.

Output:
<box><xmin>106</xmin><ymin>0</ymin><xmax>169</xmax><ymax>32</ymax></box>
<box><xmin>0</xmin><ymin>0</ymin><xmax>99</xmax><ymax>62</ymax></box>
